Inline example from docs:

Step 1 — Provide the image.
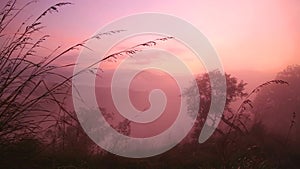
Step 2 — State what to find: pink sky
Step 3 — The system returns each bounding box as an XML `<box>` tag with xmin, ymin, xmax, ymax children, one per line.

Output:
<box><xmin>14</xmin><ymin>0</ymin><xmax>299</xmax><ymax>74</ymax></box>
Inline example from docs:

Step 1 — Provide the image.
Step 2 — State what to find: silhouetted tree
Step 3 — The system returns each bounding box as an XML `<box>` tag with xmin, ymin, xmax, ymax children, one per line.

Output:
<box><xmin>183</xmin><ymin>70</ymin><xmax>247</xmax><ymax>141</ymax></box>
